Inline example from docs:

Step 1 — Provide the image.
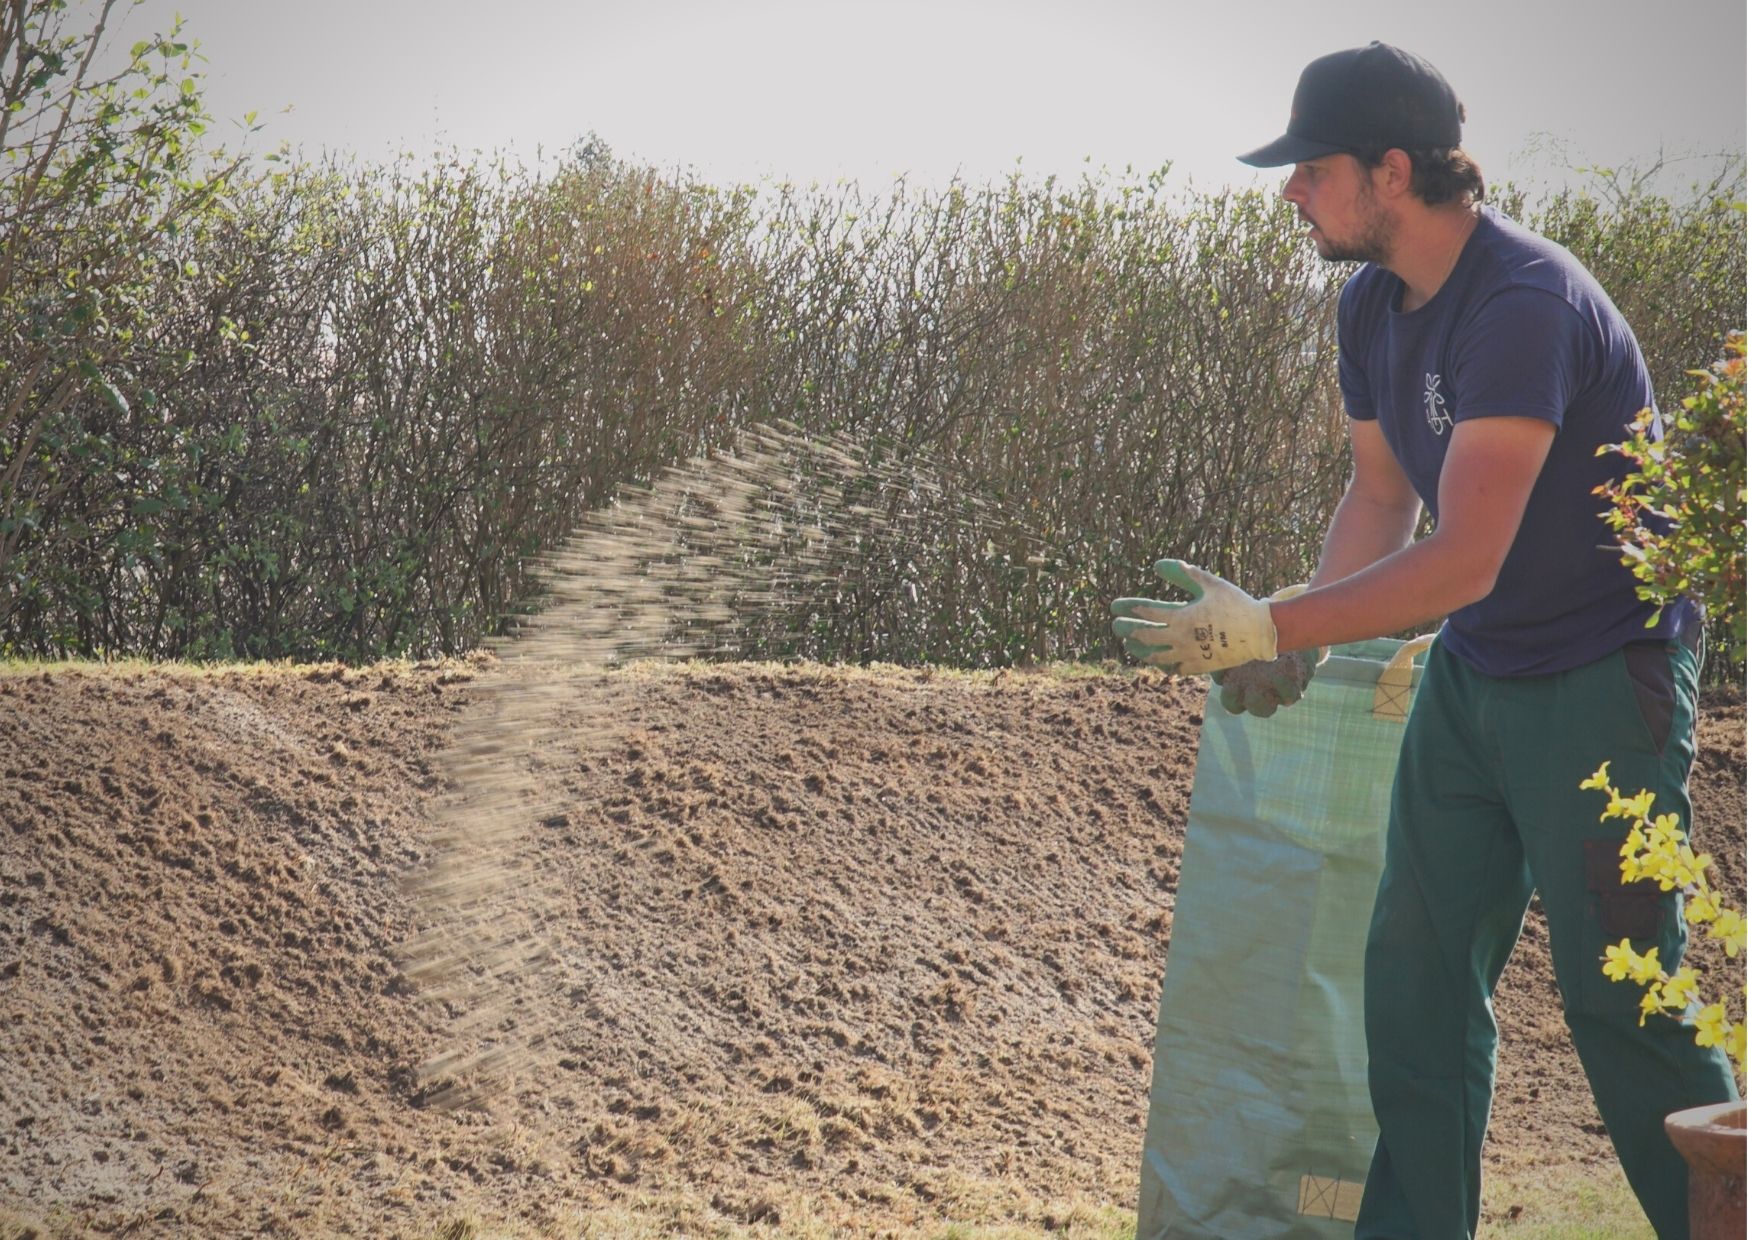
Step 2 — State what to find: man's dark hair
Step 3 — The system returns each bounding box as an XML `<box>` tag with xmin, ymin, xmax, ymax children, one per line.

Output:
<box><xmin>1357</xmin><ymin>146</ymin><xmax>1487</xmax><ymax>206</ymax></box>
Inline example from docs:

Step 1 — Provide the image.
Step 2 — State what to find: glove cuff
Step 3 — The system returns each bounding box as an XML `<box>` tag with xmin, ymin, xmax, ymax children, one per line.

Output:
<box><xmin>1260</xmin><ymin>600</ymin><xmax>1281</xmax><ymax>662</ymax></box>
<box><xmin>1263</xmin><ymin>586</ymin><xmax>1326</xmax><ymax>665</ymax></box>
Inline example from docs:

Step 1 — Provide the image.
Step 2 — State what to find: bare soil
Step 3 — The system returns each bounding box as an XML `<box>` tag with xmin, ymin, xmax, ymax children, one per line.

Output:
<box><xmin>2</xmin><ymin>659</ymin><xmax>1741</xmax><ymax>1238</ymax></box>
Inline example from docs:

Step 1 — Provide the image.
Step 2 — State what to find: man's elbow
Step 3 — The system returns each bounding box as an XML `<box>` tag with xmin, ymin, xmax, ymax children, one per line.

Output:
<box><xmin>1449</xmin><ymin>566</ymin><xmax>1500</xmax><ymax>611</ymax></box>
<box><xmin>1428</xmin><ymin>530</ymin><xmax>1507</xmax><ymax>610</ymax></box>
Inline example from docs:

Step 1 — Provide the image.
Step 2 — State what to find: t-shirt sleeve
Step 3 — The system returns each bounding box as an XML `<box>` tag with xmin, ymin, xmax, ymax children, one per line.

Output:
<box><xmin>1336</xmin><ymin>279</ymin><xmax>1376</xmax><ymax>421</ymax></box>
<box><xmin>1449</xmin><ymin>287</ymin><xmax>1595</xmax><ymax>428</ymax></box>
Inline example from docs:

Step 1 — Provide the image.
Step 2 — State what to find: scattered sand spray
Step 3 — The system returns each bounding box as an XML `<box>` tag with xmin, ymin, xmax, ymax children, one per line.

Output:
<box><xmin>400</xmin><ymin>422</ymin><xmax>1045</xmax><ymax>1109</ymax></box>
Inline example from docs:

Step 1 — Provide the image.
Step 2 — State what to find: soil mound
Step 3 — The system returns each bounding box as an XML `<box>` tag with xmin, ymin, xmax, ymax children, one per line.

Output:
<box><xmin>2</xmin><ymin>662</ymin><xmax>1742</xmax><ymax>1237</ymax></box>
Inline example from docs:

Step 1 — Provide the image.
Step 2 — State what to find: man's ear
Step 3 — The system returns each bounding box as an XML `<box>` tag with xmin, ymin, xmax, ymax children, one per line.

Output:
<box><xmin>1373</xmin><ymin>148</ymin><xmax>1415</xmax><ymax>199</ymax></box>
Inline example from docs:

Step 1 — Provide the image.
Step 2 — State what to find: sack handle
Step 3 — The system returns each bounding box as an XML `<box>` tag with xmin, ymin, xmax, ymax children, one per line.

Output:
<box><xmin>1373</xmin><ymin>634</ymin><xmax>1437</xmax><ymax>722</ymax></box>
<box><xmin>1271</xmin><ymin>582</ymin><xmax>1432</xmax><ymax>717</ymax></box>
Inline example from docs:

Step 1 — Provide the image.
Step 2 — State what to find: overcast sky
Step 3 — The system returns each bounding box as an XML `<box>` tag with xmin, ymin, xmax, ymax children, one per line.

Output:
<box><xmin>108</xmin><ymin>0</ymin><xmax>1745</xmax><ymax>196</ymax></box>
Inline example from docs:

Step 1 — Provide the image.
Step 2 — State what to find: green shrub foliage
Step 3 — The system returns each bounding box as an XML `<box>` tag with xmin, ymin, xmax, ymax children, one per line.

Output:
<box><xmin>1</xmin><ymin>0</ymin><xmax>237</xmax><ymax>654</ymax></box>
<box><xmin>1596</xmin><ymin>332</ymin><xmax>1745</xmax><ymax>671</ymax></box>
<box><xmin>3</xmin><ymin>4</ymin><xmax>1744</xmax><ymax>668</ymax></box>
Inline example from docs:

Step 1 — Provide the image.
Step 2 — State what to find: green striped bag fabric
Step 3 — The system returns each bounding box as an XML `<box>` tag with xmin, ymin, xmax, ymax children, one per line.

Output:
<box><xmin>1137</xmin><ymin>636</ymin><xmax>1432</xmax><ymax>1239</ymax></box>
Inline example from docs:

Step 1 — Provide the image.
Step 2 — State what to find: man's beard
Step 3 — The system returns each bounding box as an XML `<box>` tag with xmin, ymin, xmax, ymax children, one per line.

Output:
<box><xmin>1310</xmin><ymin>190</ymin><xmax>1394</xmax><ymax>265</ymax></box>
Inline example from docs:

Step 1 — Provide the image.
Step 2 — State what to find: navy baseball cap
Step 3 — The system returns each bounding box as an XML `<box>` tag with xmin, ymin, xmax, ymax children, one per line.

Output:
<box><xmin>1239</xmin><ymin>42</ymin><xmax>1465</xmax><ymax>168</ymax></box>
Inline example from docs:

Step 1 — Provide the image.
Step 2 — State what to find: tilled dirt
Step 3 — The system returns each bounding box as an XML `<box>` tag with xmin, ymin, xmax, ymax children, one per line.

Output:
<box><xmin>1</xmin><ymin>659</ymin><xmax>1742</xmax><ymax>1238</ymax></box>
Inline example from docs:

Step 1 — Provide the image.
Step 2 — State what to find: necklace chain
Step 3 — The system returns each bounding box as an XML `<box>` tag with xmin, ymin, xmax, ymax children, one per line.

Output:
<box><xmin>1405</xmin><ymin>208</ymin><xmax>1477</xmax><ymax>312</ymax></box>
<box><xmin>1439</xmin><ymin>208</ymin><xmax>1479</xmax><ymax>286</ymax></box>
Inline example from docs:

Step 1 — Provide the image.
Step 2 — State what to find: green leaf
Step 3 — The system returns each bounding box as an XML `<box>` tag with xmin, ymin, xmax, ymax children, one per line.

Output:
<box><xmin>75</xmin><ymin>362</ymin><xmax>131</xmax><ymax>417</ymax></box>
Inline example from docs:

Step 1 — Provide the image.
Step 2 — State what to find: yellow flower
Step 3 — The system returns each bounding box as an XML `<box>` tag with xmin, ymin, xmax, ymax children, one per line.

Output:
<box><xmin>1619</xmin><ymin>828</ymin><xmax>1648</xmax><ymax>882</ymax></box>
<box><xmin>1712</xmin><ymin>908</ymin><xmax>1746</xmax><ymax>959</ymax></box>
<box><xmin>1662</xmin><ymin>967</ymin><xmax>1700</xmax><ymax>1011</ymax></box>
<box><xmin>1639</xmin><ymin>848</ymin><xmax>1680</xmax><ymax>891</ymax></box>
<box><xmin>1587</xmin><ymin>767</ymin><xmax>1745</xmax><ymax>1076</ymax></box>
<box><xmin>1638</xmin><ymin>989</ymin><xmax>1663</xmax><ymax>1027</ymax></box>
<box><xmin>1694</xmin><ymin>1003</ymin><xmax>1730</xmax><ymax>1049</ymax></box>
<box><xmin>1601</xmin><ymin>940</ymin><xmax>1637</xmax><ymax>982</ymax></box>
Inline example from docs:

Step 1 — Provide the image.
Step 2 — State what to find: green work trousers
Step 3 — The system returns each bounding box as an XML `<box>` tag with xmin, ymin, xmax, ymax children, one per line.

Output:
<box><xmin>1355</xmin><ymin>635</ymin><xmax>1739</xmax><ymax>1240</ymax></box>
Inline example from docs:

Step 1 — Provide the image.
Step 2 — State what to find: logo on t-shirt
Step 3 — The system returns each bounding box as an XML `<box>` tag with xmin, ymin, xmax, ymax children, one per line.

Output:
<box><xmin>1423</xmin><ymin>372</ymin><xmax>1453</xmax><ymax>436</ymax></box>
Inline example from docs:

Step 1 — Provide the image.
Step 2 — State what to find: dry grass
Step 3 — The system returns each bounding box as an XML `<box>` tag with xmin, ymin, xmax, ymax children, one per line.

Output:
<box><xmin>1480</xmin><ymin>1160</ymin><xmax>1654</xmax><ymax>1239</ymax></box>
<box><xmin>0</xmin><ymin>653</ymin><xmax>484</xmax><ymax>681</ymax></box>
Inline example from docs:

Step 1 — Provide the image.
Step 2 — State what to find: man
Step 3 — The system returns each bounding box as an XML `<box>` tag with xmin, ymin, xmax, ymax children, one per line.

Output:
<box><xmin>1111</xmin><ymin>42</ymin><xmax>1738</xmax><ymax>1240</ymax></box>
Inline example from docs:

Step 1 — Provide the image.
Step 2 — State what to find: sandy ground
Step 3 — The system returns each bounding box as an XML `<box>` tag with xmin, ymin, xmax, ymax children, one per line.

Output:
<box><xmin>1</xmin><ymin>658</ymin><xmax>1742</xmax><ymax>1238</ymax></box>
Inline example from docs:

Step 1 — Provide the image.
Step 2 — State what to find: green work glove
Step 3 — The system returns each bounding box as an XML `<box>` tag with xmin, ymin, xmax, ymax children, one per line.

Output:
<box><xmin>1110</xmin><ymin>560</ymin><xmax>1277</xmax><ymax>675</ymax></box>
<box><xmin>1210</xmin><ymin>649</ymin><xmax>1320</xmax><ymax>718</ymax></box>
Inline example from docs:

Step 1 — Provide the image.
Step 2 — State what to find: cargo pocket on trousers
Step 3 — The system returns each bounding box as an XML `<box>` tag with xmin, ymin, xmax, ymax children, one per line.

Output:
<box><xmin>1578</xmin><ymin>837</ymin><xmax>1672</xmax><ymax>1014</ymax></box>
<box><xmin>1584</xmin><ymin>837</ymin><xmax>1665</xmax><ymax>939</ymax></box>
<box><xmin>1620</xmin><ymin>641</ymin><xmax>1677</xmax><ymax>756</ymax></box>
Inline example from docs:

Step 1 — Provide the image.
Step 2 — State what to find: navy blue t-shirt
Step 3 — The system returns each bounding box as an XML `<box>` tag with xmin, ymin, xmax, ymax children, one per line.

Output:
<box><xmin>1336</xmin><ymin>206</ymin><xmax>1693</xmax><ymax>676</ymax></box>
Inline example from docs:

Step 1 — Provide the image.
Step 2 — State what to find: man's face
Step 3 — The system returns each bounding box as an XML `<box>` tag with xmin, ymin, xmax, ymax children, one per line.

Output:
<box><xmin>1282</xmin><ymin>154</ymin><xmax>1393</xmax><ymax>264</ymax></box>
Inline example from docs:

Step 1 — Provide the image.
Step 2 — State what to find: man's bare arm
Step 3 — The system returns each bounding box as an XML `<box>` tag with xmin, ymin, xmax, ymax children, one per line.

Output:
<box><xmin>1309</xmin><ymin>418</ymin><xmax>1423</xmax><ymax>589</ymax></box>
<box><xmin>1273</xmin><ymin>415</ymin><xmax>1557</xmax><ymax>651</ymax></box>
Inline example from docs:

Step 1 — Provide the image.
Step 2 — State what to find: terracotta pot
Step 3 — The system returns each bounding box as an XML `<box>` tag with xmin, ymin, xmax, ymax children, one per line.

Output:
<box><xmin>1665</xmin><ymin>1100</ymin><xmax>1746</xmax><ymax>1240</ymax></box>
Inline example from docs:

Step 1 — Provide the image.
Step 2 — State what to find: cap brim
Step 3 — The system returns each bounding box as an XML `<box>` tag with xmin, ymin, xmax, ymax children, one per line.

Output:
<box><xmin>1236</xmin><ymin>133</ymin><xmax>1354</xmax><ymax>168</ymax></box>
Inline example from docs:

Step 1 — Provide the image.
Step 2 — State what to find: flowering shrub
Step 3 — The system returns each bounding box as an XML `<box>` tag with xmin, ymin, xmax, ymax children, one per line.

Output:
<box><xmin>1594</xmin><ymin>330</ymin><xmax>1746</xmax><ymax>671</ymax></box>
<box><xmin>1586</xmin><ymin>332</ymin><xmax>1746</xmax><ymax>1084</ymax></box>
<box><xmin>1584</xmin><ymin>763</ymin><xmax>1746</xmax><ymax>1079</ymax></box>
